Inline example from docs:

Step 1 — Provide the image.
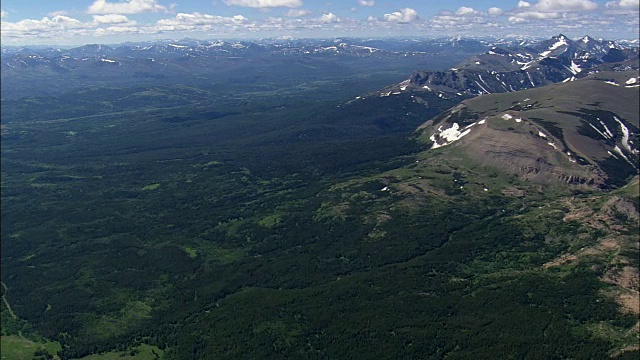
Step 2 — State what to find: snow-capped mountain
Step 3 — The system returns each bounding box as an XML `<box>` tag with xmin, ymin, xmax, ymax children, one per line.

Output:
<box><xmin>376</xmin><ymin>34</ymin><xmax>638</xmax><ymax>99</ymax></box>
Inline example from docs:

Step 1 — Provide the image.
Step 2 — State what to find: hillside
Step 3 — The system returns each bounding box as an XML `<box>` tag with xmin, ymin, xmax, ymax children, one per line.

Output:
<box><xmin>419</xmin><ymin>70</ymin><xmax>639</xmax><ymax>188</ymax></box>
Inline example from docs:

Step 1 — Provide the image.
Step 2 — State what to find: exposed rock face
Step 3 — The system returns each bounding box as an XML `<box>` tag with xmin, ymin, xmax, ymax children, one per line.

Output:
<box><xmin>418</xmin><ymin>70</ymin><xmax>639</xmax><ymax>188</ymax></box>
<box><xmin>381</xmin><ymin>34</ymin><xmax>639</xmax><ymax>98</ymax></box>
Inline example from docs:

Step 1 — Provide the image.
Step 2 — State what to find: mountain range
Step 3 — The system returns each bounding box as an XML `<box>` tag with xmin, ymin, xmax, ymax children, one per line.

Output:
<box><xmin>378</xmin><ymin>34</ymin><xmax>638</xmax><ymax>98</ymax></box>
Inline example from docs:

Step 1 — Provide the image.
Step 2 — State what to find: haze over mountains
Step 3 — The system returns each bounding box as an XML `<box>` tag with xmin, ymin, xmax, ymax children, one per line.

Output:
<box><xmin>1</xmin><ymin>33</ymin><xmax>639</xmax><ymax>359</ymax></box>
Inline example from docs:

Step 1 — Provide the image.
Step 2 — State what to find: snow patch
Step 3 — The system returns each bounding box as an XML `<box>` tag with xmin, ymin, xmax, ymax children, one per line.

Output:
<box><xmin>613</xmin><ymin>145</ymin><xmax>635</xmax><ymax>166</ymax></box>
<box><xmin>540</xmin><ymin>36</ymin><xmax>568</xmax><ymax>58</ymax></box>
<box><xmin>614</xmin><ymin>116</ymin><xmax>638</xmax><ymax>155</ymax></box>
<box><xmin>569</xmin><ymin>61</ymin><xmax>582</xmax><ymax>75</ymax></box>
<box><xmin>604</xmin><ymin>80</ymin><xmax>619</xmax><ymax>86</ymax></box>
<box><xmin>430</xmin><ymin>123</ymin><xmax>472</xmax><ymax>149</ymax></box>
<box><xmin>101</xmin><ymin>58</ymin><xmax>116</xmax><ymax>63</ymax></box>
<box><xmin>501</xmin><ymin>114</ymin><xmax>513</xmax><ymax>120</ymax></box>
<box><xmin>588</xmin><ymin>122</ymin><xmax>609</xmax><ymax>140</ymax></box>
<box><xmin>599</xmin><ymin>119</ymin><xmax>614</xmax><ymax>138</ymax></box>
<box><xmin>626</xmin><ymin>77</ymin><xmax>637</xmax><ymax>85</ymax></box>
<box><xmin>538</xmin><ymin>131</ymin><xmax>547</xmax><ymax>138</ymax></box>
<box><xmin>474</xmin><ymin>80</ymin><xmax>491</xmax><ymax>94</ymax></box>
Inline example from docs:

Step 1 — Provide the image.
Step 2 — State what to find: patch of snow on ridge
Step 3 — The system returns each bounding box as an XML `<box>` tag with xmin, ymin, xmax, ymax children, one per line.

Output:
<box><xmin>599</xmin><ymin>119</ymin><xmax>614</xmax><ymax>138</ymax></box>
<box><xmin>614</xmin><ymin>116</ymin><xmax>638</xmax><ymax>155</ymax></box>
<box><xmin>569</xmin><ymin>61</ymin><xmax>582</xmax><ymax>74</ymax></box>
<box><xmin>430</xmin><ymin>123</ymin><xmax>472</xmax><ymax>149</ymax></box>
<box><xmin>626</xmin><ymin>77</ymin><xmax>637</xmax><ymax>85</ymax></box>
<box><xmin>540</xmin><ymin>36</ymin><xmax>568</xmax><ymax>58</ymax></box>
<box><xmin>101</xmin><ymin>58</ymin><xmax>116</xmax><ymax>63</ymax></box>
<box><xmin>604</xmin><ymin>80</ymin><xmax>619</xmax><ymax>86</ymax></box>
<box><xmin>538</xmin><ymin>131</ymin><xmax>547</xmax><ymax>138</ymax></box>
<box><xmin>501</xmin><ymin>114</ymin><xmax>513</xmax><ymax>120</ymax></box>
<box><xmin>614</xmin><ymin>146</ymin><xmax>635</xmax><ymax>167</ymax></box>
<box><xmin>588</xmin><ymin>122</ymin><xmax>610</xmax><ymax>140</ymax></box>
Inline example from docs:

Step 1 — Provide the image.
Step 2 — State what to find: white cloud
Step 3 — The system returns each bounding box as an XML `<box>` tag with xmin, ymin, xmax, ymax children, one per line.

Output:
<box><xmin>383</xmin><ymin>8</ymin><xmax>418</xmax><ymax>23</ymax></box>
<box><xmin>532</xmin><ymin>0</ymin><xmax>598</xmax><ymax>11</ymax></box>
<box><xmin>358</xmin><ymin>0</ymin><xmax>375</xmax><ymax>6</ymax></box>
<box><xmin>93</xmin><ymin>14</ymin><xmax>132</xmax><ymax>24</ymax></box>
<box><xmin>319</xmin><ymin>12</ymin><xmax>340</xmax><ymax>23</ymax></box>
<box><xmin>157</xmin><ymin>12</ymin><xmax>248</xmax><ymax>27</ymax></box>
<box><xmin>455</xmin><ymin>7</ymin><xmax>480</xmax><ymax>16</ymax></box>
<box><xmin>87</xmin><ymin>0</ymin><xmax>167</xmax><ymax>15</ymax></box>
<box><xmin>95</xmin><ymin>25</ymin><xmax>139</xmax><ymax>36</ymax></box>
<box><xmin>285</xmin><ymin>9</ymin><xmax>311</xmax><ymax>17</ymax></box>
<box><xmin>508</xmin><ymin>16</ymin><xmax>528</xmax><ymax>23</ymax></box>
<box><xmin>366</xmin><ymin>15</ymin><xmax>377</xmax><ymax>22</ymax></box>
<box><xmin>1</xmin><ymin>9</ymin><xmax>7</xmax><ymax>18</ymax></box>
<box><xmin>517</xmin><ymin>11</ymin><xmax>561</xmax><ymax>18</ymax></box>
<box><xmin>1</xmin><ymin>15</ymin><xmax>87</xmax><ymax>37</ymax></box>
<box><xmin>223</xmin><ymin>0</ymin><xmax>303</xmax><ymax>8</ymax></box>
<box><xmin>507</xmin><ymin>0</ymin><xmax>598</xmax><ymax>24</ymax></box>
<box><xmin>488</xmin><ymin>7</ymin><xmax>503</xmax><ymax>16</ymax></box>
<box><xmin>606</xmin><ymin>0</ymin><xmax>640</xmax><ymax>9</ymax></box>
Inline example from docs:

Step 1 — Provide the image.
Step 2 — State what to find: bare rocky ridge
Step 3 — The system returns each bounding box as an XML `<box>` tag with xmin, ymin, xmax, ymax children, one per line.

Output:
<box><xmin>377</xmin><ymin>34</ymin><xmax>639</xmax><ymax>99</ymax></box>
<box><xmin>418</xmin><ymin>70</ymin><xmax>639</xmax><ymax>188</ymax></box>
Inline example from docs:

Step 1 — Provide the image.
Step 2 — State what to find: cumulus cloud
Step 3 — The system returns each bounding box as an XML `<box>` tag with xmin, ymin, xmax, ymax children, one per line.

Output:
<box><xmin>606</xmin><ymin>0</ymin><xmax>640</xmax><ymax>9</ymax></box>
<box><xmin>455</xmin><ymin>7</ymin><xmax>480</xmax><ymax>16</ymax></box>
<box><xmin>223</xmin><ymin>0</ymin><xmax>303</xmax><ymax>8</ymax></box>
<box><xmin>1</xmin><ymin>9</ymin><xmax>7</xmax><ymax>18</ymax></box>
<box><xmin>508</xmin><ymin>0</ymin><xmax>598</xmax><ymax>23</ymax></box>
<box><xmin>95</xmin><ymin>25</ymin><xmax>139</xmax><ymax>36</ymax></box>
<box><xmin>358</xmin><ymin>0</ymin><xmax>375</xmax><ymax>6</ymax></box>
<box><xmin>1</xmin><ymin>15</ymin><xmax>86</xmax><ymax>36</ymax></box>
<box><xmin>383</xmin><ymin>8</ymin><xmax>418</xmax><ymax>23</ymax></box>
<box><xmin>93</xmin><ymin>14</ymin><xmax>132</xmax><ymax>24</ymax></box>
<box><xmin>508</xmin><ymin>16</ymin><xmax>528</xmax><ymax>23</ymax></box>
<box><xmin>488</xmin><ymin>7</ymin><xmax>503</xmax><ymax>16</ymax></box>
<box><xmin>319</xmin><ymin>12</ymin><xmax>340</xmax><ymax>23</ymax></box>
<box><xmin>285</xmin><ymin>9</ymin><xmax>311</xmax><ymax>17</ymax></box>
<box><xmin>157</xmin><ymin>12</ymin><xmax>247</xmax><ymax>27</ymax></box>
<box><xmin>532</xmin><ymin>0</ymin><xmax>598</xmax><ymax>11</ymax></box>
<box><xmin>513</xmin><ymin>11</ymin><xmax>561</xmax><ymax>19</ymax></box>
<box><xmin>87</xmin><ymin>0</ymin><xmax>168</xmax><ymax>15</ymax></box>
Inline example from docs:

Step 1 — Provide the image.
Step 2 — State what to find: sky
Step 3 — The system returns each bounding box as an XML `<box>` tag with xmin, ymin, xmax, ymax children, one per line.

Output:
<box><xmin>0</xmin><ymin>0</ymin><xmax>638</xmax><ymax>46</ymax></box>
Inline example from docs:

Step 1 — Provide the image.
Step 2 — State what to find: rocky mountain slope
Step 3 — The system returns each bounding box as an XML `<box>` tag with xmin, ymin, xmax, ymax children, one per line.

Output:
<box><xmin>418</xmin><ymin>69</ymin><xmax>639</xmax><ymax>188</ymax></box>
<box><xmin>379</xmin><ymin>34</ymin><xmax>639</xmax><ymax>98</ymax></box>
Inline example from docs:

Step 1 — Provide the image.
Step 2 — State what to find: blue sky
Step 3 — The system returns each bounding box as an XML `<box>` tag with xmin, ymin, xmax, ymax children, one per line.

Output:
<box><xmin>1</xmin><ymin>0</ymin><xmax>638</xmax><ymax>45</ymax></box>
